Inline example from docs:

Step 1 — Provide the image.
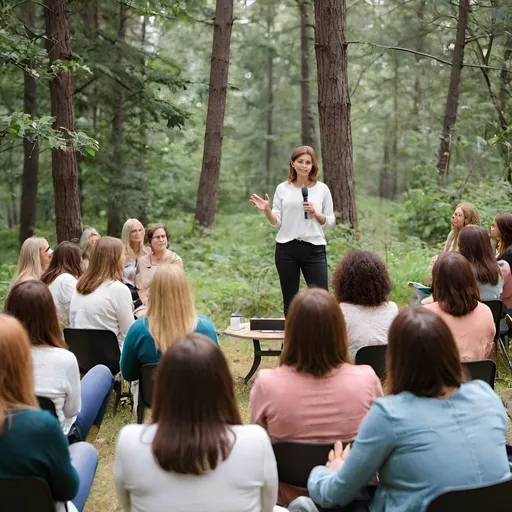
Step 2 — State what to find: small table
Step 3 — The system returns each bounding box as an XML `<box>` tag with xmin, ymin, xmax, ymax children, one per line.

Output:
<box><xmin>225</xmin><ymin>322</ymin><xmax>284</xmax><ymax>383</ymax></box>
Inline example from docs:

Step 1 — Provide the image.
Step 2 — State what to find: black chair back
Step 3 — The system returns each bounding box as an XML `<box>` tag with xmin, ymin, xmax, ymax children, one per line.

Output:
<box><xmin>482</xmin><ymin>300</ymin><xmax>503</xmax><ymax>341</ymax></box>
<box><xmin>63</xmin><ymin>328</ymin><xmax>120</xmax><ymax>374</ymax></box>
<box><xmin>355</xmin><ymin>345</ymin><xmax>387</xmax><ymax>380</ymax></box>
<box><xmin>0</xmin><ymin>478</ymin><xmax>55</xmax><ymax>512</ymax></box>
<box><xmin>140</xmin><ymin>364</ymin><xmax>157</xmax><ymax>408</ymax></box>
<box><xmin>462</xmin><ymin>359</ymin><xmax>496</xmax><ymax>389</ymax></box>
<box><xmin>37</xmin><ymin>396</ymin><xmax>57</xmax><ymax>417</ymax></box>
<box><xmin>272</xmin><ymin>440</ymin><xmax>335</xmax><ymax>488</ymax></box>
<box><xmin>426</xmin><ymin>477</ymin><xmax>512</xmax><ymax>511</ymax></box>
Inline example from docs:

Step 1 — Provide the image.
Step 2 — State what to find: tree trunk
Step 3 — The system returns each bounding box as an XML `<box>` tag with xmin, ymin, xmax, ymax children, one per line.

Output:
<box><xmin>436</xmin><ymin>0</ymin><xmax>469</xmax><ymax>182</ymax></box>
<box><xmin>138</xmin><ymin>15</ymin><xmax>149</xmax><ymax>227</ymax></box>
<box><xmin>194</xmin><ymin>0</ymin><xmax>234</xmax><ymax>227</ymax></box>
<box><xmin>19</xmin><ymin>2</ymin><xmax>39</xmax><ymax>245</ymax></box>
<box><xmin>107</xmin><ymin>3</ymin><xmax>127</xmax><ymax>237</ymax></box>
<box><xmin>43</xmin><ymin>0</ymin><xmax>82</xmax><ymax>242</ymax></box>
<box><xmin>314</xmin><ymin>0</ymin><xmax>357</xmax><ymax>227</ymax></box>
<box><xmin>298</xmin><ymin>0</ymin><xmax>317</xmax><ymax>148</ymax></box>
<box><xmin>265</xmin><ymin>4</ymin><xmax>274</xmax><ymax>192</ymax></box>
<box><xmin>411</xmin><ymin>0</ymin><xmax>427</xmax><ymax>131</ymax></box>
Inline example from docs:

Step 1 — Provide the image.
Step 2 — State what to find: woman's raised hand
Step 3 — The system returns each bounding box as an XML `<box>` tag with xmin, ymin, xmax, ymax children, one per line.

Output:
<box><xmin>250</xmin><ymin>193</ymin><xmax>270</xmax><ymax>212</ymax></box>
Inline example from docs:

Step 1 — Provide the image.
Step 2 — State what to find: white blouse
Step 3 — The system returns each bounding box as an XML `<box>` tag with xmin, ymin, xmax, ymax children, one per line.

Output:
<box><xmin>49</xmin><ymin>273</ymin><xmax>77</xmax><ymax>328</ymax></box>
<box><xmin>271</xmin><ymin>181</ymin><xmax>335</xmax><ymax>245</ymax></box>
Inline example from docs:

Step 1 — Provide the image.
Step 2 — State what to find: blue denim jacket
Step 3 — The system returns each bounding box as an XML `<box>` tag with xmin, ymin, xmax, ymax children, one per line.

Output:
<box><xmin>308</xmin><ymin>380</ymin><xmax>511</xmax><ymax>512</ymax></box>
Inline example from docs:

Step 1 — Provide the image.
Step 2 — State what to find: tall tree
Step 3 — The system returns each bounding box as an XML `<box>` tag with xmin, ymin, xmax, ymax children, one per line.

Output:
<box><xmin>314</xmin><ymin>0</ymin><xmax>357</xmax><ymax>226</ymax></box>
<box><xmin>43</xmin><ymin>0</ymin><xmax>82</xmax><ymax>242</ymax></box>
<box><xmin>19</xmin><ymin>2</ymin><xmax>39</xmax><ymax>245</ymax></box>
<box><xmin>194</xmin><ymin>0</ymin><xmax>234</xmax><ymax>227</ymax></box>
<box><xmin>265</xmin><ymin>2</ymin><xmax>274</xmax><ymax>191</ymax></box>
<box><xmin>436</xmin><ymin>0</ymin><xmax>469</xmax><ymax>181</ymax></box>
<box><xmin>297</xmin><ymin>0</ymin><xmax>317</xmax><ymax>148</ymax></box>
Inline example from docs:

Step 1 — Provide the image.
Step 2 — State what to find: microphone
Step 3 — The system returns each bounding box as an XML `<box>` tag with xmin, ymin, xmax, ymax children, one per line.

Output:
<box><xmin>301</xmin><ymin>186</ymin><xmax>308</xmax><ymax>219</ymax></box>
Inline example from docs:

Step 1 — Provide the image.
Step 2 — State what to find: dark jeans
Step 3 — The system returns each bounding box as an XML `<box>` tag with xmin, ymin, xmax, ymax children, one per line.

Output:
<box><xmin>275</xmin><ymin>240</ymin><xmax>328</xmax><ymax>316</ymax></box>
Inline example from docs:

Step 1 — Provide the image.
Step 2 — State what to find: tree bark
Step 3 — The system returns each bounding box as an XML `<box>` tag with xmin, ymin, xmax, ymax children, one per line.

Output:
<box><xmin>298</xmin><ymin>0</ymin><xmax>317</xmax><ymax>148</ymax></box>
<box><xmin>138</xmin><ymin>15</ymin><xmax>149</xmax><ymax>227</ymax></box>
<box><xmin>436</xmin><ymin>0</ymin><xmax>469</xmax><ymax>182</ymax></box>
<box><xmin>43</xmin><ymin>0</ymin><xmax>82</xmax><ymax>242</ymax></box>
<box><xmin>19</xmin><ymin>2</ymin><xmax>39</xmax><ymax>245</ymax></box>
<box><xmin>314</xmin><ymin>0</ymin><xmax>357</xmax><ymax>227</ymax></box>
<box><xmin>107</xmin><ymin>2</ymin><xmax>127</xmax><ymax>237</ymax></box>
<box><xmin>194</xmin><ymin>0</ymin><xmax>234</xmax><ymax>227</ymax></box>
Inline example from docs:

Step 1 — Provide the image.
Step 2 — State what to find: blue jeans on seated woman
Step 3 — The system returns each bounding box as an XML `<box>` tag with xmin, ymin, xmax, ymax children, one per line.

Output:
<box><xmin>69</xmin><ymin>442</ymin><xmax>98</xmax><ymax>511</ymax></box>
<box><xmin>69</xmin><ymin>364</ymin><xmax>114</xmax><ymax>442</ymax></box>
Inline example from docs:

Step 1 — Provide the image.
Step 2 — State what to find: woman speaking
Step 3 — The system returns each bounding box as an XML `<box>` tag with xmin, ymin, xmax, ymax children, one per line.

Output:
<box><xmin>250</xmin><ymin>146</ymin><xmax>334</xmax><ymax>316</ymax></box>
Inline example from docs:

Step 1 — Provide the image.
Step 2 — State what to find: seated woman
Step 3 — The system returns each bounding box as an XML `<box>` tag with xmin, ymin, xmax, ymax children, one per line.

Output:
<box><xmin>458</xmin><ymin>225</ymin><xmax>503</xmax><ymax>301</ymax></box>
<box><xmin>4</xmin><ymin>281</ymin><xmax>114</xmax><ymax>443</ymax></box>
<box><xmin>79</xmin><ymin>226</ymin><xmax>100</xmax><ymax>271</ymax></box>
<box><xmin>121</xmin><ymin>218</ymin><xmax>150</xmax><ymax>287</ymax></box>
<box><xmin>250</xmin><ymin>288</ymin><xmax>383</xmax><ymax>507</ymax></box>
<box><xmin>9</xmin><ymin>236</ymin><xmax>53</xmax><ymax>292</ymax></box>
<box><xmin>41</xmin><ymin>242</ymin><xmax>83</xmax><ymax>328</ymax></box>
<box><xmin>332</xmin><ymin>251</ymin><xmax>398</xmax><ymax>361</ymax></box>
<box><xmin>70</xmin><ymin>237</ymin><xmax>134</xmax><ymax>348</ymax></box>
<box><xmin>300</xmin><ymin>307</ymin><xmax>511</xmax><ymax>512</ymax></box>
<box><xmin>491</xmin><ymin>213</ymin><xmax>512</xmax><ymax>267</ymax></box>
<box><xmin>115</xmin><ymin>333</ymin><xmax>281</xmax><ymax>512</ymax></box>
<box><xmin>423</xmin><ymin>252</ymin><xmax>495</xmax><ymax>361</ymax></box>
<box><xmin>121</xmin><ymin>264</ymin><xmax>218</xmax><ymax>382</ymax></box>
<box><xmin>443</xmin><ymin>202</ymin><xmax>480</xmax><ymax>252</ymax></box>
<box><xmin>135</xmin><ymin>224</ymin><xmax>183</xmax><ymax>306</ymax></box>
<box><xmin>0</xmin><ymin>313</ymin><xmax>99</xmax><ymax>512</ymax></box>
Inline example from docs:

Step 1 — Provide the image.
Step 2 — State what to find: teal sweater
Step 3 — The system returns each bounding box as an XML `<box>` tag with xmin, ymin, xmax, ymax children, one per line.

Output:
<box><xmin>121</xmin><ymin>316</ymin><xmax>218</xmax><ymax>381</ymax></box>
<box><xmin>0</xmin><ymin>409</ymin><xmax>79</xmax><ymax>501</ymax></box>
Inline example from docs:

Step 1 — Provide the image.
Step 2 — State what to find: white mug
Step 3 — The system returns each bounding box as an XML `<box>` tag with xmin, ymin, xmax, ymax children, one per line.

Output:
<box><xmin>230</xmin><ymin>314</ymin><xmax>242</xmax><ymax>331</ymax></box>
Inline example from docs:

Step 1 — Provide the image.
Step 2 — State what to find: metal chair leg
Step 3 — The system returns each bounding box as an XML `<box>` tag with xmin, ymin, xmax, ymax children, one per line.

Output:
<box><xmin>498</xmin><ymin>336</ymin><xmax>512</xmax><ymax>370</ymax></box>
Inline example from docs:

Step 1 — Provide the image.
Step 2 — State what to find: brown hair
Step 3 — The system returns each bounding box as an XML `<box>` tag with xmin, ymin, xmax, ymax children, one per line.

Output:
<box><xmin>145</xmin><ymin>224</ymin><xmax>171</xmax><ymax>246</ymax></box>
<box><xmin>151</xmin><ymin>333</ymin><xmax>242</xmax><ymax>475</ymax></box>
<box><xmin>387</xmin><ymin>307</ymin><xmax>463</xmax><ymax>397</ymax></box>
<box><xmin>332</xmin><ymin>251</ymin><xmax>392</xmax><ymax>307</ymax></box>
<box><xmin>0</xmin><ymin>314</ymin><xmax>38</xmax><ymax>435</ymax></box>
<box><xmin>495</xmin><ymin>213</ymin><xmax>512</xmax><ymax>256</ymax></box>
<box><xmin>431</xmin><ymin>252</ymin><xmax>480</xmax><ymax>317</ymax></box>
<box><xmin>41</xmin><ymin>241</ymin><xmax>83</xmax><ymax>286</ymax></box>
<box><xmin>280</xmin><ymin>288</ymin><xmax>349</xmax><ymax>377</ymax></box>
<box><xmin>458</xmin><ymin>225</ymin><xmax>501</xmax><ymax>286</ymax></box>
<box><xmin>4</xmin><ymin>281</ymin><xmax>66</xmax><ymax>349</ymax></box>
<box><xmin>76</xmin><ymin>237</ymin><xmax>124</xmax><ymax>295</ymax></box>
<box><xmin>287</xmin><ymin>146</ymin><xmax>320</xmax><ymax>183</ymax></box>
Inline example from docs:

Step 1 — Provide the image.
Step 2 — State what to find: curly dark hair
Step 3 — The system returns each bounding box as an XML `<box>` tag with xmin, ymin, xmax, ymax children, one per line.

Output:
<box><xmin>332</xmin><ymin>250</ymin><xmax>392</xmax><ymax>307</ymax></box>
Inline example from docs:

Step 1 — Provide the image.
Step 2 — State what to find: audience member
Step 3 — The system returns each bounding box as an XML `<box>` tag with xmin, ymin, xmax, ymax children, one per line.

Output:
<box><xmin>121</xmin><ymin>264</ymin><xmax>218</xmax><ymax>382</ymax></box>
<box><xmin>443</xmin><ymin>202</ymin><xmax>480</xmax><ymax>252</ymax></box>
<box><xmin>121</xmin><ymin>218</ymin><xmax>149</xmax><ymax>287</ymax></box>
<box><xmin>458</xmin><ymin>225</ymin><xmax>503</xmax><ymax>301</ymax></box>
<box><xmin>135</xmin><ymin>223</ymin><xmax>183</xmax><ymax>305</ymax></box>
<box><xmin>115</xmin><ymin>333</ymin><xmax>281</xmax><ymax>512</ymax></box>
<box><xmin>79</xmin><ymin>226</ymin><xmax>100</xmax><ymax>271</ymax></box>
<box><xmin>4</xmin><ymin>281</ymin><xmax>114</xmax><ymax>442</ymax></box>
<box><xmin>251</xmin><ymin>288</ymin><xmax>383</xmax><ymax>507</ymax></box>
<box><xmin>297</xmin><ymin>307</ymin><xmax>511</xmax><ymax>512</ymax></box>
<box><xmin>332</xmin><ymin>251</ymin><xmax>398</xmax><ymax>361</ymax></box>
<box><xmin>41</xmin><ymin>241</ymin><xmax>83</xmax><ymax>328</ymax></box>
<box><xmin>70</xmin><ymin>237</ymin><xmax>134</xmax><ymax>348</ymax></box>
<box><xmin>423</xmin><ymin>252</ymin><xmax>495</xmax><ymax>361</ymax></box>
<box><xmin>9</xmin><ymin>236</ymin><xmax>52</xmax><ymax>292</ymax></box>
<box><xmin>491</xmin><ymin>213</ymin><xmax>512</xmax><ymax>267</ymax></box>
<box><xmin>0</xmin><ymin>313</ymin><xmax>98</xmax><ymax>512</ymax></box>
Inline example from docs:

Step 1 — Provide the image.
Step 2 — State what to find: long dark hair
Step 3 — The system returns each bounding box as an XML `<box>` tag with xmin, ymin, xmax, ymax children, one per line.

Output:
<box><xmin>387</xmin><ymin>307</ymin><xmax>462</xmax><ymax>397</ymax></box>
<box><xmin>151</xmin><ymin>333</ymin><xmax>242</xmax><ymax>475</ymax></box>
<box><xmin>281</xmin><ymin>288</ymin><xmax>349</xmax><ymax>377</ymax></box>
<box><xmin>41</xmin><ymin>241</ymin><xmax>83</xmax><ymax>286</ymax></box>
<box><xmin>458</xmin><ymin>225</ymin><xmax>501</xmax><ymax>286</ymax></box>
<box><xmin>4</xmin><ymin>281</ymin><xmax>66</xmax><ymax>349</ymax></box>
<box><xmin>495</xmin><ymin>213</ymin><xmax>512</xmax><ymax>255</ymax></box>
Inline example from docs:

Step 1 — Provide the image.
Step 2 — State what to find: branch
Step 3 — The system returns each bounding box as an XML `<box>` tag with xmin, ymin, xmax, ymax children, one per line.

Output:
<box><xmin>74</xmin><ymin>76</ymin><xmax>98</xmax><ymax>96</ymax></box>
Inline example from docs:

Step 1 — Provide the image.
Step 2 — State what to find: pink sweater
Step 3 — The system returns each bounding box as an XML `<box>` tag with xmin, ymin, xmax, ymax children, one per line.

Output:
<box><xmin>250</xmin><ymin>364</ymin><xmax>383</xmax><ymax>506</ymax></box>
<box><xmin>423</xmin><ymin>301</ymin><xmax>495</xmax><ymax>361</ymax></box>
<box><xmin>499</xmin><ymin>260</ymin><xmax>512</xmax><ymax>309</ymax></box>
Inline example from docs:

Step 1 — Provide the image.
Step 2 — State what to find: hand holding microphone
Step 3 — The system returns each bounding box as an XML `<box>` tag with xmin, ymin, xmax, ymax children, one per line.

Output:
<box><xmin>301</xmin><ymin>187</ymin><xmax>316</xmax><ymax>219</ymax></box>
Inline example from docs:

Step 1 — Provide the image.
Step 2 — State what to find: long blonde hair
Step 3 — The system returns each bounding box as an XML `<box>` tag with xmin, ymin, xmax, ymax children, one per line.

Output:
<box><xmin>0</xmin><ymin>314</ymin><xmax>38</xmax><ymax>435</ymax></box>
<box><xmin>121</xmin><ymin>219</ymin><xmax>146</xmax><ymax>261</ymax></box>
<box><xmin>445</xmin><ymin>202</ymin><xmax>480</xmax><ymax>252</ymax></box>
<box><xmin>147</xmin><ymin>265</ymin><xmax>197</xmax><ymax>353</ymax></box>
<box><xmin>79</xmin><ymin>226</ymin><xmax>100</xmax><ymax>262</ymax></box>
<box><xmin>9</xmin><ymin>237</ymin><xmax>47</xmax><ymax>292</ymax></box>
<box><xmin>76</xmin><ymin>237</ymin><xmax>124</xmax><ymax>295</ymax></box>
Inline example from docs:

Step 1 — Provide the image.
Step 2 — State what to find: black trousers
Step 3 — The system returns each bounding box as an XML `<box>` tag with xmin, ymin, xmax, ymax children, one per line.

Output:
<box><xmin>275</xmin><ymin>240</ymin><xmax>328</xmax><ymax>316</ymax></box>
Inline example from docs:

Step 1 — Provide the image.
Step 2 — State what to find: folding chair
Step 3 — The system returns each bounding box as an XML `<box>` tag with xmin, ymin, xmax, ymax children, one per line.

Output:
<box><xmin>355</xmin><ymin>345</ymin><xmax>387</xmax><ymax>380</ymax></box>
<box><xmin>136</xmin><ymin>363</ymin><xmax>157</xmax><ymax>424</ymax></box>
<box><xmin>426</xmin><ymin>476</ymin><xmax>512</xmax><ymax>511</ymax></box>
<box><xmin>482</xmin><ymin>300</ymin><xmax>512</xmax><ymax>370</ymax></box>
<box><xmin>36</xmin><ymin>396</ymin><xmax>57</xmax><ymax>417</ymax></box>
<box><xmin>63</xmin><ymin>328</ymin><xmax>127</xmax><ymax>415</ymax></box>
<box><xmin>462</xmin><ymin>360</ymin><xmax>496</xmax><ymax>389</ymax></box>
<box><xmin>0</xmin><ymin>478</ymin><xmax>55</xmax><ymax>512</ymax></box>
